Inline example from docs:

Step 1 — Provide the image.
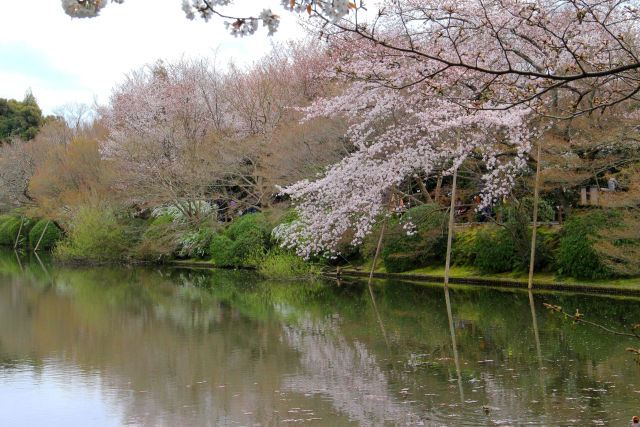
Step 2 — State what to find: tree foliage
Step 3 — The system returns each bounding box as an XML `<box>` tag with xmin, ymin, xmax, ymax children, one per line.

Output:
<box><xmin>0</xmin><ymin>93</ymin><xmax>44</xmax><ymax>142</ymax></box>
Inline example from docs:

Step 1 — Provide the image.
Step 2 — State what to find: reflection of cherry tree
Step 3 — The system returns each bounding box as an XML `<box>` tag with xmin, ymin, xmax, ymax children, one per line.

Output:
<box><xmin>281</xmin><ymin>315</ymin><xmax>425</xmax><ymax>425</ymax></box>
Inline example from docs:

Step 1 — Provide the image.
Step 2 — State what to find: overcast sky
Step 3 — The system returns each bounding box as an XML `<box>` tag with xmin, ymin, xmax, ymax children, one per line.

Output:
<box><xmin>0</xmin><ymin>0</ymin><xmax>304</xmax><ymax>115</ymax></box>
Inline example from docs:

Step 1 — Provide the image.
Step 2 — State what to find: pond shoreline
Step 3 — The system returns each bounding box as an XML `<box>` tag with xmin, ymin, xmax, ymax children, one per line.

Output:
<box><xmin>168</xmin><ymin>260</ymin><xmax>640</xmax><ymax>296</ymax></box>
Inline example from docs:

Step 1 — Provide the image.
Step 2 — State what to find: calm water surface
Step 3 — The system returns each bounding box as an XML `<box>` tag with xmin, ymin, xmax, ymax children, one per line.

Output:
<box><xmin>0</xmin><ymin>248</ymin><xmax>639</xmax><ymax>426</ymax></box>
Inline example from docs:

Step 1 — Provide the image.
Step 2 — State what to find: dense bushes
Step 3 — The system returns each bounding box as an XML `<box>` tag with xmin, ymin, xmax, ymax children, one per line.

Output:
<box><xmin>28</xmin><ymin>220</ymin><xmax>62</xmax><ymax>250</ymax></box>
<box><xmin>473</xmin><ymin>227</ymin><xmax>517</xmax><ymax>273</ymax></box>
<box><xmin>0</xmin><ymin>215</ymin><xmax>61</xmax><ymax>249</ymax></box>
<box><xmin>557</xmin><ymin>211</ymin><xmax>616</xmax><ymax>280</ymax></box>
<box><xmin>210</xmin><ymin>234</ymin><xmax>236</xmax><ymax>266</ymax></box>
<box><xmin>381</xmin><ymin>204</ymin><xmax>447</xmax><ymax>273</ymax></box>
<box><xmin>448</xmin><ymin>209</ymin><xmax>625</xmax><ymax>279</ymax></box>
<box><xmin>178</xmin><ymin>227</ymin><xmax>216</xmax><ymax>259</ymax></box>
<box><xmin>253</xmin><ymin>248</ymin><xmax>321</xmax><ymax>279</ymax></box>
<box><xmin>452</xmin><ymin>227</ymin><xmax>479</xmax><ymax>266</ymax></box>
<box><xmin>377</xmin><ymin>201</ymin><xmax>562</xmax><ymax>274</ymax></box>
<box><xmin>0</xmin><ymin>216</ymin><xmax>38</xmax><ymax>247</ymax></box>
<box><xmin>0</xmin><ymin>216</ymin><xmax>22</xmax><ymax>246</ymax></box>
<box><xmin>55</xmin><ymin>205</ymin><xmax>129</xmax><ymax>262</ymax></box>
<box><xmin>210</xmin><ymin>213</ymin><xmax>272</xmax><ymax>267</ymax></box>
<box><xmin>451</xmin><ymin>224</ymin><xmax>560</xmax><ymax>274</ymax></box>
<box><xmin>133</xmin><ymin>215</ymin><xmax>179</xmax><ymax>261</ymax></box>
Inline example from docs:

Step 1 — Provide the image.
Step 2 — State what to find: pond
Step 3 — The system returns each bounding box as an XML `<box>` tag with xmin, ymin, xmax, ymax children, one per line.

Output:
<box><xmin>0</xmin><ymin>248</ymin><xmax>638</xmax><ymax>426</ymax></box>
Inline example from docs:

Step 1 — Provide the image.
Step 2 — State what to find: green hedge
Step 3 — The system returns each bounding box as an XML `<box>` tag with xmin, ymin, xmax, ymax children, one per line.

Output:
<box><xmin>474</xmin><ymin>227</ymin><xmax>517</xmax><ymax>274</ymax></box>
<box><xmin>557</xmin><ymin>211</ymin><xmax>615</xmax><ymax>280</ymax></box>
<box><xmin>28</xmin><ymin>220</ymin><xmax>62</xmax><ymax>250</ymax></box>
<box><xmin>210</xmin><ymin>235</ymin><xmax>236</xmax><ymax>266</ymax></box>
<box><xmin>210</xmin><ymin>213</ymin><xmax>272</xmax><ymax>267</ymax></box>
<box><xmin>532</xmin><ymin>226</ymin><xmax>560</xmax><ymax>271</ymax></box>
<box><xmin>382</xmin><ymin>204</ymin><xmax>447</xmax><ymax>273</ymax></box>
<box><xmin>0</xmin><ymin>217</ymin><xmax>23</xmax><ymax>246</ymax></box>
<box><xmin>452</xmin><ymin>227</ymin><xmax>479</xmax><ymax>266</ymax></box>
<box><xmin>133</xmin><ymin>215</ymin><xmax>180</xmax><ymax>261</ymax></box>
<box><xmin>451</xmin><ymin>224</ymin><xmax>559</xmax><ymax>273</ymax></box>
<box><xmin>55</xmin><ymin>206</ymin><xmax>129</xmax><ymax>262</ymax></box>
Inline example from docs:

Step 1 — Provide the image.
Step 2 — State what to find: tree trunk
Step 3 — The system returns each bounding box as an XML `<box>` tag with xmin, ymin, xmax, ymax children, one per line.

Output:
<box><xmin>444</xmin><ymin>168</ymin><xmax>458</xmax><ymax>289</ymax></box>
<box><xmin>14</xmin><ymin>217</ymin><xmax>24</xmax><ymax>249</ymax></box>
<box><xmin>435</xmin><ymin>174</ymin><xmax>443</xmax><ymax>204</ymax></box>
<box><xmin>414</xmin><ymin>175</ymin><xmax>433</xmax><ymax>203</ymax></box>
<box><xmin>528</xmin><ymin>141</ymin><xmax>542</xmax><ymax>289</ymax></box>
<box><xmin>368</xmin><ymin>217</ymin><xmax>388</xmax><ymax>288</ymax></box>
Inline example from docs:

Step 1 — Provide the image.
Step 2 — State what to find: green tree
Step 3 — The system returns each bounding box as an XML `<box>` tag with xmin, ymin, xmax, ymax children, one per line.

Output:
<box><xmin>0</xmin><ymin>91</ymin><xmax>44</xmax><ymax>142</ymax></box>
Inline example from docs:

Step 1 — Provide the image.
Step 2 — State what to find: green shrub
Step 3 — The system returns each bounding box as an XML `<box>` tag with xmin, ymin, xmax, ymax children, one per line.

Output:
<box><xmin>497</xmin><ymin>197</ymin><xmax>556</xmax><ymax>223</ymax></box>
<box><xmin>131</xmin><ymin>214</ymin><xmax>181</xmax><ymax>261</ymax></box>
<box><xmin>178</xmin><ymin>227</ymin><xmax>216</xmax><ymax>259</ymax></box>
<box><xmin>209</xmin><ymin>213</ymin><xmax>273</xmax><ymax>267</ymax></box>
<box><xmin>254</xmin><ymin>248</ymin><xmax>321</xmax><ymax>279</ymax></box>
<box><xmin>28</xmin><ymin>220</ymin><xmax>62</xmax><ymax>250</ymax></box>
<box><xmin>382</xmin><ymin>204</ymin><xmax>447</xmax><ymax>273</ymax></box>
<box><xmin>210</xmin><ymin>234</ymin><xmax>236</xmax><ymax>266</ymax></box>
<box><xmin>382</xmin><ymin>235</ymin><xmax>424</xmax><ymax>273</ymax></box>
<box><xmin>557</xmin><ymin>211</ymin><xmax>615</xmax><ymax>280</ymax></box>
<box><xmin>0</xmin><ymin>217</ymin><xmax>22</xmax><ymax>246</ymax></box>
<box><xmin>452</xmin><ymin>227</ymin><xmax>479</xmax><ymax>266</ymax></box>
<box><xmin>55</xmin><ymin>205</ymin><xmax>129</xmax><ymax>263</ymax></box>
<box><xmin>531</xmin><ymin>226</ymin><xmax>560</xmax><ymax>271</ymax></box>
<box><xmin>231</xmin><ymin>229</ymin><xmax>267</xmax><ymax>264</ymax></box>
<box><xmin>0</xmin><ymin>215</ymin><xmax>13</xmax><ymax>228</ymax></box>
<box><xmin>474</xmin><ymin>227</ymin><xmax>517</xmax><ymax>274</ymax></box>
<box><xmin>227</xmin><ymin>213</ymin><xmax>271</xmax><ymax>244</ymax></box>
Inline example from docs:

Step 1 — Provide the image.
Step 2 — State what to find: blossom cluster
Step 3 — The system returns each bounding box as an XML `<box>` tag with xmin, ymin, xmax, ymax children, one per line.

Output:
<box><xmin>61</xmin><ymin>0</ymin><xmax>123</xmax><ymax>18</ymax></box>
<box><xmin>62</xmin><ymin>0</ymin><xmax>355</xmax><ymax>35</ymax></box>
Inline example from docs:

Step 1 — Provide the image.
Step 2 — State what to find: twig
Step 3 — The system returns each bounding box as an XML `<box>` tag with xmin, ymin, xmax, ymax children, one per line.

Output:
<box><xmin>543</xmin><ymin>303</ymin><xmax>639</xmax><ymax>337</ymax></box>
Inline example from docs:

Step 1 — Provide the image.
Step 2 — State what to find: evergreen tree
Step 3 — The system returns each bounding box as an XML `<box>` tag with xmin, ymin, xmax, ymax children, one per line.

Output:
<box><xmin>0</xmin><ymin>90</ymin><xmax>44</xmax><ymax>142</ymax></box>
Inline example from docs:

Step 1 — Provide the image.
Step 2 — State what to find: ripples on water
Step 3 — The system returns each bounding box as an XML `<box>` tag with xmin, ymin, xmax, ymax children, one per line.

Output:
<box><xmin>0</xmin><ymin>248</ymin><xmax>638</xmax><ymax>426</ymax></box>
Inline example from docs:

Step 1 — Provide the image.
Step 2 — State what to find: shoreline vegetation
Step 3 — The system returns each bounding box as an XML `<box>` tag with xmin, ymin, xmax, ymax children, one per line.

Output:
<box><xmin>0</xmin><ymin>42</ymin><xmax>638</xmax><ymax>290</ymax></box>
<box><xmin>1</xmin><ymin>202</ymin><xmax>639</xmax><ymax>291</ymax></box>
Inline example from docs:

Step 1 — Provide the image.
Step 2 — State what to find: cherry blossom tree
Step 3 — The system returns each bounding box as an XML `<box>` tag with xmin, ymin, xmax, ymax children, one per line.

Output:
<box><xmin>272</xmin><ymin>35</ymin><xmax>536</xmax><ymax>258</ymax></box>
<box><xmin>100</xmin><ymin>45</ymin><xmax>345</xmax><ymax>219</ymax></box>
<box><xmin>100</xmin><ymin>59</ymin><xmax>230</xmax><ymax>220</ymax></box>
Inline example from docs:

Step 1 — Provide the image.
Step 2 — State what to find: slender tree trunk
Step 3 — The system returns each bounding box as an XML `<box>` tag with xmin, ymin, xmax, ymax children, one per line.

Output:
<box><xmin>14</xmin><ymin>217</ymin><xmax>24</xmax><ymax>249</ymax></box>
<box><xmin>444</xmin><ymin>168</ymin><xmax>458</xmax><ymax>289</ymax></box>
<box><xmin>528</xmin><ymin>141</ymin><xmax>542</xmax><ymax>289</ymax></box>
<box><xmin>34</xmin><ymin>221</ymin><xmax>50</xmax><ymax>252</ymax></box>
<box><xmin>368</xmin><ymin>217</ymin><xmax>388</xmax><ymax>288</ymax></box>
<box><xmin>435</xmin><ymin>174</ymin><xmax>443</xmax><ymax>204</ymax></box>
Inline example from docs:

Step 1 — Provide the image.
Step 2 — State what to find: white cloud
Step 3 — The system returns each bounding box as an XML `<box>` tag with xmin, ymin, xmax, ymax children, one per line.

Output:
<box><xmin>0</xmin><ymin>0</ymin><xmax>305</xmax><ymax>114</ymax></box>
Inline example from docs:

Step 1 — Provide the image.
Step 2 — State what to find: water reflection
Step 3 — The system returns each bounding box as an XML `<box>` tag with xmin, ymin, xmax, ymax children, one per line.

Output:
<box><xmin>0</xmin><ymin>248</ymin><xmax>639</xmax><ymax>425</ymax></box>
<box><xmin>444</xmin><ymin>286</ymin><xmax>464</xmax><ymax>403</ymax></box>
<box><xmin>367</xmin><ymin>281</ymin><xmax>389</xmax><ymax>348</ymax></box>
<box><xmin>528</xmin><ymin>290</ymin><xmax>543</xmax><ymax>371</ymax></box>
